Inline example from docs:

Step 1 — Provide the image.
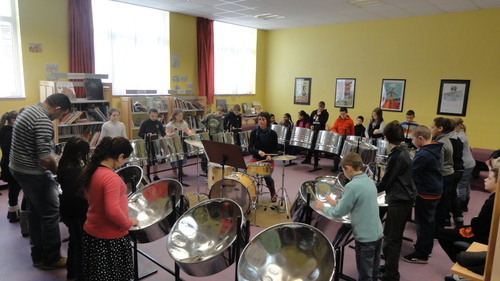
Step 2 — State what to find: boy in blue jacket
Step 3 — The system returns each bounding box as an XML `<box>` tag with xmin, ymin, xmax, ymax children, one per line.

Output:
<box><xmin>402</xmin><ymin>125</ymin><xmax>443</xmax><ymax>264</ymax></box>
<box><xmin>315</xmin><ymin>152</ymin><xmax>383</xmax><ymax>281</ymax></box>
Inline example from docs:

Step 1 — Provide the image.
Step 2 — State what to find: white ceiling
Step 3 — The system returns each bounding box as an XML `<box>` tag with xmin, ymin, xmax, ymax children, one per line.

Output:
<box><xmin>112</xmin><ymin>0</ymin><xmax>500</xmax><ymax>30</ymax></box>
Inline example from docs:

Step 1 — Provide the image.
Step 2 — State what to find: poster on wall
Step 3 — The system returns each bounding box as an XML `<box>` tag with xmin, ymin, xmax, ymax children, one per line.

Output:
<box><xmin>294</xmin><ymin>77</ymin><xmax>312</xmax><ymax>105</ymax></box>
<box><xmin>437</xmin><ymin>79</ymin><xmax>470</xmax><ymax>116</ymax></box>
<box><xmin>380</xmin><ymin>79</ymin><xmax>406</xmax><ymax>112</ymax></box>
<box><xmin>335</xmin><ymin>78</ymin><xmax>356</xmax><ymax>108</ymax></box>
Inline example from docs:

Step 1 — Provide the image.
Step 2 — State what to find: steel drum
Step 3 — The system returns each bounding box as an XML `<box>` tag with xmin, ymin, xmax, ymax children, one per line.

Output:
<box><xmin>237</xmin><ymin>222</ymin><xmax>335</xmax><ymax>281</ymax></box>
<box><xmin>290</xmin><ymin>180</ymin><xmax>351</xmax><ymax>243</ymax></box>
<box><xmin>207</xmin><ymin>163</ymin><xmax>234</xmax><ymax>188</ymax></box>
<box><xmin>127</xmin><ymin>139</ymin><xmax>148</xmax><ymax>166</ymax></box>
<box><xmin>315</xmin><ymin>175</ymin><xmax>338</xmax><ymax>186</ymax></box>
<box><xmin>209</xmin><ymin>172</ymin><xmax>256</xmax><ymax>214</ymax></box>
<box><xmin>212</xmin><ymin>132</ymin><xmax>234</xmax><ymax>144</ymax></box>
<box><xmin>289</xmin><ymin>127</ymin><xmax>315</xmax><ymax>149</ymax></box>
<box><xmin>271</xmin><ymin>124</ymin><xmax>289</xmax><ymax>145</ymax></box>
<box><xmin>116</xmin><ymin>165</ymin><xmax>149</xmax><ymax>196</ymax></box>
<box><xmin>153</xmin><ymin>136</ymin><xmax>184</xmax><ymax>163</ymax></box>
<box><xmin>183</xmin><ymin>132</ymin><xmax>209</xmax><ymax>156</ymax></box>
<box><xmin>167</xmin><ymin>198</ymin><xmax>247</xmax><ymax>277</ymax></box>
<box><xmin>128</xmin><ymin>179</ymin><xmax>188</xmax><ymax>243</ymax></box>
<box><xmin>239</xmin><ymin>131</ymin><xmax>251</xmax><ymax>152</ymax></box>
<box><xmin>315</xmin><ymin>130</ymin><xmax>343</xmax><ymax>154</ymax></box>
<box><xmin>246</xmin><ymin>162</ymin><xmax>272</xmax><ymax>177</ymax></box>
<box><xmin>340</xmin><ymin>140</ymin><xmax>377</xmax><ymax>164</ymax></box>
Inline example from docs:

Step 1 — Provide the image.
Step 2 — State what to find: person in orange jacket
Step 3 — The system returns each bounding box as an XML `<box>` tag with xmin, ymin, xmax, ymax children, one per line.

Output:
<box><xmin>331</xmin><ymin>107</ymin><xmax>354</xmax><ymax>171</ymax></box>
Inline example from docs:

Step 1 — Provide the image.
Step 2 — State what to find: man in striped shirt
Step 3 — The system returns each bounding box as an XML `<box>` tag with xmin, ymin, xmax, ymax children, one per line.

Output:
<box><xmin>10</xmin><ymin>93</ymin><xmax>71</xmax><ymax>269</ymax></box>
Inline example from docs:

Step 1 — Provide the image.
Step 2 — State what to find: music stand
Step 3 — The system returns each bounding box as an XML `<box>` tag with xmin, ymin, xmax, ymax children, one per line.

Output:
<box><xmin>201</xmin><ymin>140</ymin><xmax>247</xmax><ymax>170</ymax></box>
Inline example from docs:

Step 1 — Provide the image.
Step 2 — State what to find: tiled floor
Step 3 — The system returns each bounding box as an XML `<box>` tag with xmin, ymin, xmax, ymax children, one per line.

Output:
<box><xmin>0</xmin><ymin>154</ymin><xmax>491</xmax><ymax>281</ymax></box>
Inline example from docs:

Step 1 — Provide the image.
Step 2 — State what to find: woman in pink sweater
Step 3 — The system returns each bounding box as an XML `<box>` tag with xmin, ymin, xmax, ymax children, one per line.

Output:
<box><xmin>78</xmin><ymin>137</ymin><xmax>138</xmax><ymax>281</ymax></box>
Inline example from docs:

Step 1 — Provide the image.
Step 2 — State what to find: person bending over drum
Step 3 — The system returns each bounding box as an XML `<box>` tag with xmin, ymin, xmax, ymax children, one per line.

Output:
<box><xmin>248</xmin><ymin>112</ymin><xmax>278</xmax><ymax>202</ymax></box>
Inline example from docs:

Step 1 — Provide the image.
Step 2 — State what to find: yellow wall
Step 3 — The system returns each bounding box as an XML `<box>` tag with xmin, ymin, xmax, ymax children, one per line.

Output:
<box><xmin>2</xmin><ymin>1</ymin><xmax>499</xmax><ymax>149</ymax></box>
<box><xmin>264</xmin><ymin>9</ymin><xmax>500</xmax><ymax>149</ymax></box>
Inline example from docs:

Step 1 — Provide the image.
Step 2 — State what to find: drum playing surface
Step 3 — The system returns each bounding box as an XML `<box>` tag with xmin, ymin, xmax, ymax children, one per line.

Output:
<box><xmin>238</xmin><ymin>222</ymin><xmax>335</xmax><ymax>281</ymax></box>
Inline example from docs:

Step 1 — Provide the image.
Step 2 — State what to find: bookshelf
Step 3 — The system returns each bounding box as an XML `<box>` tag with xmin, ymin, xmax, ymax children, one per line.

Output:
<box><xmin>121</xmin><ymin>95</ymin><xmax>206</xmax><ymax>139</ymax></box>
<box><xmin>39</xmin><ymin>79</ymin><xmax>112</xmax><ymax>145</ymax></box>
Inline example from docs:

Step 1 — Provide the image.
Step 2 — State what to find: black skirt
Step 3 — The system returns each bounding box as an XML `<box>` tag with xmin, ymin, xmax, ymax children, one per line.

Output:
<box><xmin>83</xmin><ymin>231</ymin><xmax>133</xmax><ymax>281</ymax></box>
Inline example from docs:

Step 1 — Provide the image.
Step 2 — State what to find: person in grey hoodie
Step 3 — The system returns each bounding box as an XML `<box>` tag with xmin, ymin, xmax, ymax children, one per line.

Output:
<box><xmin>402</xmin><ymin>125</ymin><xmax>443</xmax><ymax>264</ymax></box>
<box><xmin>431</xmin><ymin>117</ymin><xmax>456</xmax><ymax>230</ymax></box>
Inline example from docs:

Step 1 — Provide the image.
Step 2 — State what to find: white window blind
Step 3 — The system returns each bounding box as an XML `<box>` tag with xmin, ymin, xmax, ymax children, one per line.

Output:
<box><xmin>92</xmin><ymin>0</ymin><xmax>170</xmax><ymax>95</ymax></box>
<box><xmin>0</xmin><ymin>0</ymin><xmax>24</xmax><ymax>98</ymax></box>
<box><xmin>214</xmin><ymin>21</ymin><xmax>256</xmax><ymax>95</ymax></box>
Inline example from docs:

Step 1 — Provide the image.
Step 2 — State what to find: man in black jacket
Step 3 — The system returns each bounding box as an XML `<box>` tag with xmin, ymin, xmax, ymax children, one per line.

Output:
<box><xmin>377</xmin><ymin>121</ymin><xmax>417</xmax><ymax>281</ymax></box>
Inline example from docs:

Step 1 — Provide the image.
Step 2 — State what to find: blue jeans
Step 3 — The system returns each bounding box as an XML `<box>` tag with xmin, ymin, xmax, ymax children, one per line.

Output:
<box><xmin>414</xmin><ymin>196</ymin><xmax>439</xmax><ymax>257</ymax></box>
<box><xmin>11</xmin><ymin>170</ymin><xmax>62</xmax><ymax>265</ymax></box>
<box><xmin>355</xmin><ymin>238</ymin><xmax>382</xmax><ymax>281</ymax></box>
<box><xmin>62</xmin><ymin>216</ymin><xmax>86</xmax><ymax>280</ymax></box>
<box><xmin>457</xmin><ymin>167</ymin><xmax>473</xmax><ymax>200</ymax></box>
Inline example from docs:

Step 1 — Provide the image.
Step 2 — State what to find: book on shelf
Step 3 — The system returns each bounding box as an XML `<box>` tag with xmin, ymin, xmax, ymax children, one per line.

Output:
<box><xmin>62</xmin><ymin>111</ymin><xmax>84</xmax><ymax>125</ymax></box>
<box><xmin>90</xmin><ymin>132</ymin><xmax>101</xmax><ymax>147</ymax></box>
<box><xmin>252</xmin><ymin>101</ymin><xmax>263</xmax><ymax>113</ymax></box>
<box><xmin>56</xmin><ymin>81</ymin><xmax>77</xmax><ymax>101</ymax></box>
<box><xmin>241</xmin><ymin>103</ymin><xmax>252</xmax><ymax>115</ymax></box>
<box><xmin>216</xmin><ymin>99</ymin><xmax>227</xmax><ymax>112</ymax></box>
<box><xmin>84</xmin><ymin>78</ymin><xmax>104</xmax><ymax>100</ymax></box>
<box><xmin>87</xmin><ymin>106</ymin><xmax>108</xmax><ymax>121</ymax></box>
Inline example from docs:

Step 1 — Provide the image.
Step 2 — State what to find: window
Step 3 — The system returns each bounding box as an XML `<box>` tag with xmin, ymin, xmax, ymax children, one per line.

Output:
<box><xmin>214</xmin><ymin>21</ymin><xmax>256</xmax><ymax>95</ymax></box>
<box><xmin>92</xmin><ymin>0</ymin><xmax>169</xmax><ymax>95</ymax></box>
<box><xmin>0</xmin><ymin>0</ymin><xmax>24</xmax><ymax>98</ymax></box>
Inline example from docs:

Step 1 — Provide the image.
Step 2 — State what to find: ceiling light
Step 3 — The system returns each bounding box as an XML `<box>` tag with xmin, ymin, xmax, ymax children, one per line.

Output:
<box><xmin>348</xmin><ymin>0</ymin><xmax>384</xmax><ymax>8</ymax></box>
<box><xmin>253</xmin><ymin>13</ymin><xmax>285</xmax><ymax>20</ymax></box>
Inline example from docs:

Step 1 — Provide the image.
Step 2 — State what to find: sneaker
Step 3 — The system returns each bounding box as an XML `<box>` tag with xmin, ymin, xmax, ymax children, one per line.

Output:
<box><xmin>444</xmin><ymin>274</ymin><xmax>472</xmax><ymax>281</ymax></box>
<box><xmin>301</xmin><ymin>159</ymin><xmax>312</xmax><ymax>164</ymax></box>
<box><xmin>42</xmin><ymin>257</ymin><xmax>67</xmax><ymax>270</ymax></box>
<box><xmin>33</xmin><ymin>261</ymin><xmax>43</xmax><ymax>268</ymax></box>
<box><xmin>402</xmin><ymin>252</ymin><xmax>428</xmax><ymax>264</ymax></box>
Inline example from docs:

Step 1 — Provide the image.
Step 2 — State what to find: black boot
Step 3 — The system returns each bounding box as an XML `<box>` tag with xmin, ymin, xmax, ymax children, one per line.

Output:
<box><xmin>461</xmin><ymin>197</ymin><xmax>470</xmax><ymax>212</ymax></box>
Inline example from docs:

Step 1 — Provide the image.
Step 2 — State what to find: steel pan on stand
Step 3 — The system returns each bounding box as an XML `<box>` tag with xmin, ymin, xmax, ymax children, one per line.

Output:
<box><xmin>183</xmin><ymin>132</ymin><xmax>209</xmax><ymax>156</ymax></box>
<box><xmin>212</xmin><ymin>132</ymin><xmax>234</xmax><ymax>144</ymax></box>
<box><xmin>127</xmin><ymin>139</ymin><xmax>148</xmax><ymax>166</ymax></box>
<box><xmin>340</xmin><ymin>140</ymin><xmax>377</xmax><ymax>164</ymax></box>
<box><xmin>237</xmin><ymin>222</ymin><xmax>335</xmax><ymax>281</ymax></box>
<box><xmin>315</xmin><ymin>130</ymin><xmax>344</xmax><ymax>154</ymax></box>
<box><xmin>271</xmin><ymin>124</ymin><xmax>289</xmax><ymax>145</ymax></box>
<box><xmin>116</xmin><ymin>165</ymin><xmax>150</xmax><ymax>196</ymax></box>
<box><xmin>128</xmin><ymin>179</ymin><xmax>188</xmax><ymax>243</ymax></box>
<box><xmin>238</xmin><ymin>131</ymin><xmax>251</xmax><ymax>152</ymax></box>
<box><xmin>167</xmin><ymin>198</ymin><xmax>247</xmax><ymax>277</ymax></box>
<box><xmin>289</xmin><ymin>127</ymin><xmax>315</xmax><ymax>149</ymax></box>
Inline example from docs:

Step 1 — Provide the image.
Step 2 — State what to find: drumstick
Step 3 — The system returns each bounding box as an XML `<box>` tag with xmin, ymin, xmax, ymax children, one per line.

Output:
<box><xmin>180</xmin><ymin>254</ymin><xmax>201</xmax><ymax>262</ymax></box>
<box><xmin>307</xmin><ymin>186</ymin><xmax>321</xmax><ymax>201</ymax></box>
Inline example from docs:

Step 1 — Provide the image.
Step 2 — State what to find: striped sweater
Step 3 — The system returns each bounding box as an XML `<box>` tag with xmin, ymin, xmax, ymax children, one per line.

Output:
<box><xmin>9</xmin><ymin>102</ymin><xmax>54</xmax><ymax>175</ymax></box>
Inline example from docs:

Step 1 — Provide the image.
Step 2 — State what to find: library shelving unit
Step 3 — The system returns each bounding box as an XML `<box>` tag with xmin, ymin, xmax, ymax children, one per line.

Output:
<box><xmin>39</xmin><ymin>74</ymin><xmax>111</xmax><ymax>145</ymax></box>
<box><xmin>120</xmin><ymin>94</ymin><xmax>207</xmax><ymax>139</ymax></box>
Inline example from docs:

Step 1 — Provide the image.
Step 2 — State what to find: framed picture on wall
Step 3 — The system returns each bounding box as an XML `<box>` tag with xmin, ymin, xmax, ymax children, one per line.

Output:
<box><xmin>437</xmin><ymin>79</ymin><xmax>470</xmax><ymax>116</ymax></box>
<box><xmin>380</xmin><ymin>79</ymin><xmax>406</xmax><ymax>112</ymax></box>
<box><xmin>335</xmin><ymin>78</ymin><xmax>356</xmax><ymax>108</ymax></box>
<box><xmin>294</xmin><ymin>77</ymin><xmax>312</xmax><ymax>105</ymax></box>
